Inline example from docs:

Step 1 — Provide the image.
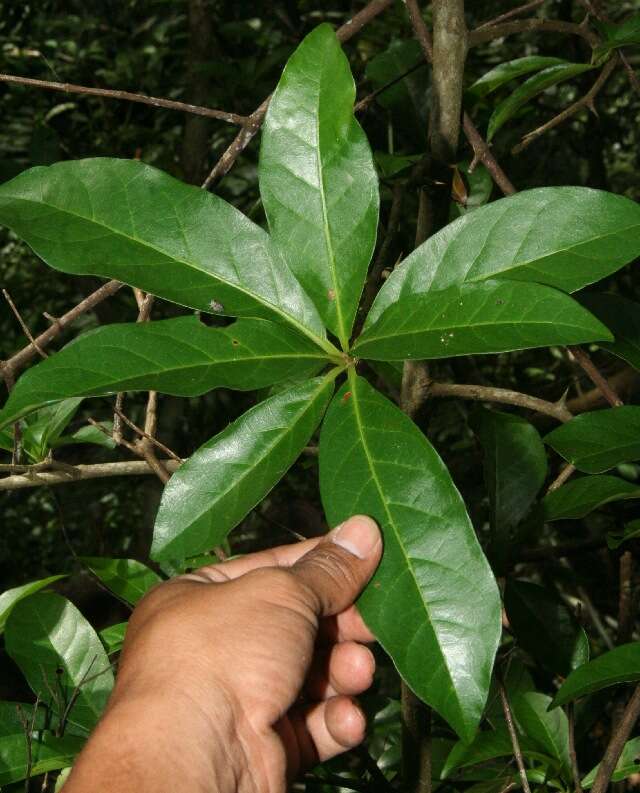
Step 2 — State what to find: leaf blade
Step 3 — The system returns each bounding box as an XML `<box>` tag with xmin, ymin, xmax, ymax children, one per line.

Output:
<box><xmin>0</xmin><ymin>158</ymin><xmax>328</xmax><ymax>347</ymax></box>
<box><xmin>579</xmin><ymin>293</ymin><xmax>640</xmax><ymax>371</ymax></box>
<box><xmin>364</xmin><ymin>187</ymin><xmax>640</xmax><ymax>328</ymax></box>
<box><xmin>468</xmin><ymin>56</ymin><xmax>568</xmax><ymax>99</ymax></box>
<box><xmin>5</xmin><ymin>592</ymin><xmax>114</xmax><ymax>732</ymax></box>
<box><xmin>80</xmin><ymin>558</ymin><xmax>162</xmax><ymax>606</ymax></box>
<box><xmin>151</xmin><ymin>375</ymin><xmax>335</xmax><ymax>561</ymax></box>
<box><xmin>543</xmin><ymin>475</ymin><xmax>640</xmax><ymax>521</ymax></box>
<box><xmin>545</xmin><ymin>407</ymin><xmax>640</xmax><ymax>474</ymax></box>
<box><xmin>319</xmin><ymin>374</ymin><xmax>501</xmax><ymax>741</ymax></box>
<box><xmin>0</xmin><ymin>316</ymin><xmax>330</xmax><ymax>429</ymax></box>
<box><xmin>260</xmin><ymin>24</ymin><xmax>379</xmax><ymax>346</ymax></box>
<box><xmin>487</xmin><ymin>62</ymin><xmax>593</xmax><ymax>140</ymax></box>
<box><xmin>354</xmin><ymin>281</ymin><xmax>612</xmax><ymax>360</ymax></box>
<box><xmin>550</xmin><ymin>643</ymin><xmax>640</xmax><ymax>709</ymax></box>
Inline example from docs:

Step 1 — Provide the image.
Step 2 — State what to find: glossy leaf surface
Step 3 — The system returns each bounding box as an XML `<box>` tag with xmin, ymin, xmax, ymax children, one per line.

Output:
<box><xmin>0</xmin><ymin>317</ymin><xmax>330</xmax><ymax>430</ymax></box>
<box><xmin>319</xmin><ymin>375</ymin><xmax>501</xmax><ymax>742</ymax></box>
<box><xmin>580</xmin><ymin>293</ymin><xmax>640</xmax><ymax>371</ymax></box>
<box><xmin>550</xmin><ymin>643</ymin><xmax>640</xmax><ymax>709</ymax></box>
<box><xmin>545</xmin><ymin>407</ymin><xmax>640</xmax><ymax>474</ymax></box>
<box><xmin>152</xmin><ymin>375</ymin><xmax>335</xmax><ymax>561</ymax></box>
<box><xmin>472</xmin><ymin>408</ymin><xmax>547</xmax><ymax>572</ymax></box>
<box><xmin>0</xmin><ymin>158</ymin><xmax>327</xmax><ymax>345</ymax></box>
<box><xmin>0</xmin><ymin>575</ymin><xmax>66</xmax><ymax>633</ymax></box>
<box><xmin>488</xmin><ymin>63</ymin><xmax>593</xmax><ymax>140</ymax></box>
<box><xmin>512</xmin><ymin>692</ymin><xmax>570</xmax><ymax>778</ymax></box>
<box><xmin>582</xmin><ymin>737</ymin><xmax>640</xmax><ymax>787</ymax></box>
<box><xmin>260</xmin><ymin>24</ymin><xmax>379</xmax><ymax>346</ymax></box>
<box><xmin>5</xmin><ymin>592</ymin><xmax>114</xmax><ymax>732</ymax></box>
<box><xmin>543</xmin><ymin>475</ymin><xmax>640</xmax><ymax>521</ymax></box>
<box><xmin>354</xmin><ymin>281</ymin><xmax>611</xmax><ymax>360</ymax></box>
<box><xmin>365</xmin><ymin>187</ymin><xmax>640</xmax><ymax>327</ymax></box>
<box><xmin>505</xmin><ymin>579</ymin><xmax>589</xmax><ymax>676</ymax></box>
<box><xmin>81</xmin><ymin>558</ymin><xmax>161</xmax><ymax>606</ymax></box>
<box><xmin>468</xmin><ymin>56</ymin><xmax>567</xmax><ymax>98</ymax></box>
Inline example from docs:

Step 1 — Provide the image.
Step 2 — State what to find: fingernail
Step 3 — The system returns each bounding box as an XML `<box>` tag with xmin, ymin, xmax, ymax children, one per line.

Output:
<box><xmin>331</xmin><ymin>516</ymin><xmax>380</xmax><ymax>559</ymax></box>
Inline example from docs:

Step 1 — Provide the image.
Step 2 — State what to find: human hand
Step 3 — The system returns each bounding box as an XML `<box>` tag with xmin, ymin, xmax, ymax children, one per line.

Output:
<box><xmin>64</xmin><ymin>515</ymin><xmax>382</xmax><ymax>793</ymax></box>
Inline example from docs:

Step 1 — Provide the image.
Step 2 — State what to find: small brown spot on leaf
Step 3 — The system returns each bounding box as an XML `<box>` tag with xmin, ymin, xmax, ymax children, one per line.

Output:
<box><xmin>327</xmin><ymin>288</ymin><xmax>336</xmax><ymax>301</ymax></box>
<box><xmin>231</xmin><ymin>339</ymin><xmax>239</xmax><ymax>347</ymax></box>
<box><xmin>341</xmin><ymin>390</ymin><xmax>352</xmax><ymax>403</ymax></box>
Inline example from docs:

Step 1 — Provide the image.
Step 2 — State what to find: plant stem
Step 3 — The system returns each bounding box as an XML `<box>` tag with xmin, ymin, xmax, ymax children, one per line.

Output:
<box><xmin>591</xmin><ymin>684</ymin><xmax>640</xmax><ymax>793</ymax></box>
<box><xmin>0</xmin><ymin>459</ymin><xmax>181</xmax><ymax>491</ymax></box>
<box><xmin>498</xmin><ymin>675</ymin><xmax>532</xmax><ymax>793</ymax></box>
<box><xmin>567</xmin><ymin>703</ymin><xmax>584</xmax><ymax>793</ymax></box>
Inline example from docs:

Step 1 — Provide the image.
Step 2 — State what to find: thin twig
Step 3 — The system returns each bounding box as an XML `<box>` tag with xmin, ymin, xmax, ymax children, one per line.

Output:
<box><xmin>567</xmin><ymin>703</ymin><xmax>583</xmax><ymax>793</ymax></box>
<box><xmin>475</xmin><ymin>0</ymin><xmax>547</xmax><ymax>30</ymax></box>
<box><xmin>568</xmin><ymin>345</ymin><xmax>624</xmax><ymax>407</ymax></box>
<box><xmin>355</xmin><ymin>60</ymin><xmax>427</xmax><ymax>112</ymax></box>
<box><xmin>16</xmin><ymin>700</ymin><xmax>36</xmax><ymax>793</ymax></box>
<box><xmin>0</xmin><ymin>73</ymin><xmax>246</xmax><ymax>125</ymax></box>
<box><xmin>546</xmin><ymin>462</ymin><xmax>577</xmax><ymax>494</ymax></box>
<box><xmin>113</xmin><ymin>408</ymin><xmax>182</xmax><ymax>463</ymax></box>
<box><xmin>201</xmin><ymin>0</ymin><xmax>395</xmax><ymax>188</ymax></box>
<box><xmin>427</xmin><ymin>382</ymin><xmax>573</xmax><ymax>422</ymax></box>
<box><xmin>498</xmin><ymin>674</ymin><xmax>532</xmax><ymax>793</ymax></box>
<box><xmin>513</xmin><ymin>58</ymin><xmax>617</xmax><ymax>154</ymax></box>
<box><xmin>577</xmin><ymin>584</ymin><xmax>614</xmax><ymax>650</ymax></box>
<box><xmin>468</xmin><ymin>19</ymin><xmax>599</xmax><ymax>48</ymax></box>
<box><xmin>0</xmin><ymin>459</ymin><xmax>181</xmax><ymax>490</ymax></box>
<box><xmin>591</xmin><ymin>684</ymin><xmax>640</xmax><ymax>793</ymax></box>
<box><xmin>3</xmin><ymin>280</ymin><xmax>123</xmax><ymax>377</ymax></box>
<box><xmin>566</xmin><ymin>368</ymin><xmax>638</xmax><ymax>413</ymax></box>
<box><xmin>3</xmin><ymin>289</ymin><xmax>48</xmax><ymax>359</ymax></box>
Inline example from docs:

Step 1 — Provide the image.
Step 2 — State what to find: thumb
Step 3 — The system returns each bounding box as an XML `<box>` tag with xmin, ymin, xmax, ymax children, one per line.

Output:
<box><xmin>290</xmin><ymin>515</ymin><xmax>382</xmax><ymax>617</ymax></box>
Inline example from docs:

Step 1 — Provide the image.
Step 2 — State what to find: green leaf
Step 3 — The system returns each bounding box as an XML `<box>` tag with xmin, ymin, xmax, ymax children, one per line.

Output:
<box><xmin>594</xmin><ymin>14</ymin><xmax>640</xmax><ymax>59</ymax></box>
<box><xmin>99</xmin><ymin>622</ymin><xmax>128</xmax><ymax>655</ymax></box>
<box><xmin>468</xmin><ymin>56</ymin><xmax>568</xmax><ymax>98</ymax></box>
<box><xmin>608</xmin><ymin>519</ymin><xmax>640</xmax><ymax>550</ymax></box>
<box><xmin>0</xmin><ymin>575</ymin><xmax>66</xmax><ymax>633</ymax></box>
<box><xmin>545</xmin><ymin>407</ymin><xmax>640</xmax><ymax>474</ymax></box>
<box><xmin>582</xmin><ymin>736</ymin><xmax>640</xmax><ymax>787</ymax></box>
<box><xmin>0</xmin><ymin>317</ymin><xmax>331</xmax><ymax>430</ymax></box>
<box><xmin>55</xmin><ymin>422</ymin><xmax>117</xmax><ymax>450</ymax></box>
<box><xmin>0</xmin><ymin>426</ymin><xmax>13</xmax><ymax>452</ymax></box>
<box><xmin>365</xmin><ymin>187</ymin><xmax>640</xmax><ymax>328</ymax></box>
<box><xmin>0</xmin><ymin>158</ymin><xmax>329</xmax><ymax>349</ymax></box>
<box><xmin>505</xmin><ymin>579</ymin><xmax>589</xmax><ymax>677</ymax></box>
<box><xmin>487</xmin><ymin>62</ymin><xmax>593</xmax><ymax>140</ymax></box>
<box><xmin>374</xmin><ymin>151</ymin><xmax>421</xmax><ymax>179</ymax></box>
<box><xmin>354</xmin><ymin>281</ymin><xmax>612</xmax><ymax>360</ymax></box>
<box><xmin>550</xmin><ymin>643</ymin><xmax>640</xmax><ymax>709</ymax></box>
<box><xmin>580</xmin><ymin>293</ymin><xmax>640</xmax><ymax>371</ymax></box>
<box><xmin>152</xmin><ymin>374</ymin><xmax>335</xmax><ymax>561</ymax></box>
<box><xmin>364</xmin><ymin>39</ymin><xmax>428</xmax><ymax>136</ymax></box>
<box><xmin>260</xmin><ymin>24</ymin><xmax>379</xmax><ymax>347</ymax></box>
<box><xmin>512</xmin><ymin>692</ymin><xmax>571</xmax><ymax>779</ymax></box>
<box><xmin>21</xmin><ymin>399</ymin><xmax>83</xmax><ymax>461</ymax></box>
<box><xmin>441</xmin><ymin>728</ymin><xmax>544</xmax><ymax>778</ymax></box>
<box><xmin>5</xmin><ymin>592</ymin><xmax>114</xmax><ymax>732</ymax></box>
<box><xmin>471</xmin><ymin>408</ymin><xmax>547</xmax><ymax>572</ymax></box>
<box><xmin>80</xmin><ymin>558</ymin><xmax>161</xmax><ymax>606</ymax></box>
<box><xmin>0</xmin><ymin>730</ymin><xmax>83</xmax><ymax>787</ymax></box>
<box><xmin>319</xmin><ymin>374</ymin><xmax>501</xmax><ymax>742</ymax></box>
<box><xmin>543</xmin><ymin>475</ymin><xmax>640</xmax><ymax>521</ymax></box>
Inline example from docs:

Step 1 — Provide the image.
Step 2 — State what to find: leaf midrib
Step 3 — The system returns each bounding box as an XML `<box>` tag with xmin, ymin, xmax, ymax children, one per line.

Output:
<box><xmin>314</xmin><ymin>63</ymin><xmax>348</xmax><ymax>350</ymax></box>
<box><xmin>3</xmin><ymin>194</ymin><xmax>336</xmax><ymax>356</ymax></box>
<box><xmin>347</xmin><ymin>370</ymin><xmax>460</xmax><ymax>714</ymax></box>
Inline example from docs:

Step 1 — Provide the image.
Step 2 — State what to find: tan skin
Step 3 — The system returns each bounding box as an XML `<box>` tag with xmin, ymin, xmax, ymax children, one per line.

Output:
<box><xmin>63</xmin><ymin>515</ymin><xmax>383</xmax><ymax>793</ymax></box>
